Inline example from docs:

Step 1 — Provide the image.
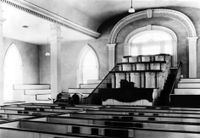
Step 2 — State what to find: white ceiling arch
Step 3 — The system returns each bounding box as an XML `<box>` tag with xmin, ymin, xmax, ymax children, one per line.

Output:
<box><xmin>109</xmin><ymin>9</ymin><xmax>197</xmax><ymax>44</ymax></box>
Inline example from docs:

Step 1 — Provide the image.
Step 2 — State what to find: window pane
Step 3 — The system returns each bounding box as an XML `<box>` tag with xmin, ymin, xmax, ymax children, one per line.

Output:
<box><xmin>82</xmin><ymin>48</ymin><xmax>99</xmax><ymax>84</ymax></box>
<box><xmin>4</xmin><ymin>44</ymin><xmax>23</xmax><ymax>102</ymax></box>
<box><xmin>129</xmin><ymin>30</ymin><xmax>173</xmax><ymax>56</ymax></box>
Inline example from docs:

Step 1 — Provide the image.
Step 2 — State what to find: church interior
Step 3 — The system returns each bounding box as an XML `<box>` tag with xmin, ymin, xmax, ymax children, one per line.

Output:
<box><xmin>0</xmin><ymin>0</ymin><xmax>200</xmax><ymax>137</ymax></box>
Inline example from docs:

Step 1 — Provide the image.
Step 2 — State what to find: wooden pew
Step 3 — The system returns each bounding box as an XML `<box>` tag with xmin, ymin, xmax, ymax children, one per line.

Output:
<box><xmin>0</xmin><ymin>113</ymin><xmax>34</xmax><ymax>120</ymax></box>
<box><xmin>32</xmin><ymin>113</ymin><xmax>200</xmax><ymax>126</ymax></box>
<box><xmin>69</xmin><ymin>111</ymin><xmax>200</xmax><ymax>121</ymax></box>
<box><xmin>66</xmin><ymin>112</ymin><xmax>200</xmax><ymax>132</ymax></box>
<box><xmin>0</xmin><ymin>120</ymin><xmax>132</xmax><ymax>138</ymax></box>
<box><xmin>6</xmin><ymin>115</ymin><xmax>200</xmax><ymax>137</ymax></box>
<box><xmin>0</xmin><ymin>108</ymin><xmax>62</xmax><ymax>116</ymax></box>
<box><xmin>101</xmin><ymin>105</ymin><xmax>200</xmax><ymax>114</ymax></box>
<box><xmin>84</xmin><ymin>108</ymin><xmax>200</xmax><ymax>118</ymax></box>
<box><xmin>14</xmin><ymin>117</ymin><xmax>200</xmax><ymax>135</ymax></box>
<box><xmin>1</xmin><ymin>104</ymin><xmax>200</xmax><ymax>138</ymax></box>
<box><xmin>0</xmin><ymin>122</ymin><xmax>112</xmax><ymax>138</ymax></box>
<box><xmin>1</xmin><ymin>105</ymin><xmax>82</xmax><ymax>113</ymax></box>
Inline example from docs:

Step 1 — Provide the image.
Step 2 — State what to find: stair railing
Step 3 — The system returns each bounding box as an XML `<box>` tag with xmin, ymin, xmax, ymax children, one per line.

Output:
<box><xmin>83</xmin><ymin>66</ymin><xmax>118</xmax><ymax>104</ymax></box>
<box><xmin>169</xmin><ymin>62</ymin><xmax>182</xmax><ymax>95</ymax></box>
<box><xmin>154</xmin><ymin>62</ymin><xmax>182</xmax><ymax>106</ymax></box>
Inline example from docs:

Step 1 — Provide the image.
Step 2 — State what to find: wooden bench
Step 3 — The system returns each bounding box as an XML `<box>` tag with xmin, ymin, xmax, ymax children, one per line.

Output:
<box><xmin>1</xmin><ymin>115</ymin><xmax>199</xmax><ymax>138</ymax></box>
<box><xmin>0</xmin><ymin>120</ymin><xmax>131</xmax><ymax>138</ymax></box>
<box><xmin>1</xmin><ymin>104</ymin><xmax>200</xmax><ymax>137</ymax></box>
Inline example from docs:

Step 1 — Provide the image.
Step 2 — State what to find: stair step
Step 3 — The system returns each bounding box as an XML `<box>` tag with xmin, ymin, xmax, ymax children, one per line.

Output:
<box><xmin>80</xmin><ymin>83</ymin><xmax>99</xmax><ymax>88</ymax></box>
<box><xmin>24</xmin><ymin>95</ymin><xmax>51</xmax><ymax>103</ymax></box>
<box><xmin>68</xmin><ymin>88</ymin><xmax>93</xmax><ymax>94</ymax></box>
<box><xmin>14</xmin><ymin>84</ymin><xmax>50</xmax><ymax>90</ymax></box>
<box><xmin>174</xmin><ymin>88</ymin><xmax>200</xmax><ymax>95</ymax></box>
<box><xmin>36</xmin><ymin>94</ymin><xmax>51</xmax><ymax>101</ymax></box>
<box><xmin>180</xmin><ymin>78</ymin><xmax>200</xmax><ymax>83</ymax></box>
<box><xmin>87</xmin><ymin>80</ymin><xmax>102</xmax><ymax>84</ymax></box>
<box><xmin>25</xmin><ymin>90</ymin><xmax>51</xmax><ymax>95</ymax></box>
<box><xmin>178</xmin><ymin>83</ymin><xmax>200</xmax><ymax>88</ymax></box>
<box><xmin>3</xmin><ymin>101</ymin><xmax>26</xmax><ymax>105</ymax></box>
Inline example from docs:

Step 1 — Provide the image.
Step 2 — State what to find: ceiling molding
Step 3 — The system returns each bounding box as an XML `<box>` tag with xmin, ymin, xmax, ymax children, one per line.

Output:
<box><xmin>1</xmin><ymin>0</ymin><xmax>100</xmax><ymax>38</ymax></box>
<box><xmin>109</xmin><ymin>9</ymin><xmax>197</xmax><ymax>43</ymax></box>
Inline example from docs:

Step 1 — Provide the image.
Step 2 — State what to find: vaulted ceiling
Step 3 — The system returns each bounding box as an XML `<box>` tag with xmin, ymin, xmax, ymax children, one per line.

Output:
<box><xmin>23</xmin><ymin>0</ymin><xmax>200</xmax><ymax>30</ymax></box>
<box><xmin>2</xmin><ymin>0</ymin><xmax>200</xmax><ymax>44</ymax></box>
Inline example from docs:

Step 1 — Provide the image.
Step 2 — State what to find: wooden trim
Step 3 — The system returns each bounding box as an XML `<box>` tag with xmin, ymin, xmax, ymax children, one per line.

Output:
<box><xmin>1</xmin><ymin>0</ymin><xmax>100</xmax><ymax>38</ymax></box>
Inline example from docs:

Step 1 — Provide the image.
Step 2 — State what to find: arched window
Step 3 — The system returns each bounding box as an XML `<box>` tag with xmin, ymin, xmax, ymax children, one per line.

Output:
<box><xmin>78</xmin><ymin>45</ymin><xmax>99</xmax><ymax>84</ymax></box>
<box><xmin>129</xmin><ymin>30</ymin><xmax>173</xmax><ymax>56</ymax></box>
<box><xmin>3</xmin><ymin>44</ymin><xmax>23</xmax><ymax>102</ymax></box>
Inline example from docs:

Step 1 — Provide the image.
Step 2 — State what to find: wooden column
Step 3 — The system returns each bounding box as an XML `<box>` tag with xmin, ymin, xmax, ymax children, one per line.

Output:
<box><xmin>107</xmin><ymin>44</ymin><xmax>116</xmax><ymax>70</ymax></box>
<box><xmin>188</xmin><ymin>37</ymin><xmax>198</xmax><ymax>78</ymax></box>
<box><xmin>49</xmin><ymin>23</ymin><xmax>62</xmax><ymax>100</ymax></box>
<box><xmin>0</xmin><ymin>3</ymin><xmax>5</xmax><ymax>104</ymax></box>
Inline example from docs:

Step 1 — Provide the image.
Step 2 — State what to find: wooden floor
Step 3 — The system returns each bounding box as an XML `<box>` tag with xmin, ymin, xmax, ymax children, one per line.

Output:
<box><xmin>0</xmin><ymin>103</ymin><xmax>200</xmax><ymax>137</ymax></box>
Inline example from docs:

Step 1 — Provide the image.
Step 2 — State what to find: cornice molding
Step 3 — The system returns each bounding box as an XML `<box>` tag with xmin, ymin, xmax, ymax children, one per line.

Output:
<box><xmin>109</xmin><ymin>9</ymin><xmax>197</xmax><ymax>43</ymax></box>
<box><xmin>109</xmin><ymin>11</ymin><xmax>147</xmax><ymax>44</ymax></box>
<box><xmin>154</xmin><ymin>9</ymin><xmax>196</xmax><ymax>37</ymax></box>
<box><xmin>1</xmin><ymin>0</ymin><xmax>100</xmax><ymax>38</ymax></box>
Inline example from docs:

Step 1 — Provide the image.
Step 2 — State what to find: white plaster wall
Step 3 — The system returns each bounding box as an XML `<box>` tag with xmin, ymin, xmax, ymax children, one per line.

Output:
<box><xmin>4</xmin><ymin>37</ymin><xmax>40</xmax><ymax>84</ymax></box>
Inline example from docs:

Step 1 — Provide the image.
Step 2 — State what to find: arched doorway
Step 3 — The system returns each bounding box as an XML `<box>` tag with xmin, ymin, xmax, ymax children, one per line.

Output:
<box><xmin>78</xmin><ymin>45</ymin><xmax>99</xmax><ymax>85</ymax></box>
<box><xmin>3</xmin><ymin>44</ymin><xmax>23</xmax><ymax>102</ymax></box>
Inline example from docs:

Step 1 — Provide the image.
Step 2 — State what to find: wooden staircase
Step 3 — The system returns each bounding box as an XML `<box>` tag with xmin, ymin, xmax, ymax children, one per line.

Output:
<box><xmin>170</xmin><ymin>78</ymin><xmax>200</xmax><ymax>107</ymax></box>
<box><xmin>155</xmin><ymin>68</ymin><xmax>178</xmax><ymax>106</ymax></box>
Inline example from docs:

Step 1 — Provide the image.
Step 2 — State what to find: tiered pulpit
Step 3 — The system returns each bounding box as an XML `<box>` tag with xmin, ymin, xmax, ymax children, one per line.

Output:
<box><xmin>84</xmin><ymin>54</ymin><xmax>172</xmax><ymax>106</ymax></box>
<box><xmin>112</xmin><ymin>54</ymin><xmax>171</xmax><ymax>89</ymax></box>
<box><xmin>104</xmin><ymin>54</ymin><xmax>172</xmax><ymax>105</ymax></box>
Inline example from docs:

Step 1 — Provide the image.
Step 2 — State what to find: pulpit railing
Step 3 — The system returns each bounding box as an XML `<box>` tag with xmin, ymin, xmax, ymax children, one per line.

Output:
<box><xmin>84</xmin><ymin>66</ymin><xmax>118</xmax><ymax>104</ymax></box>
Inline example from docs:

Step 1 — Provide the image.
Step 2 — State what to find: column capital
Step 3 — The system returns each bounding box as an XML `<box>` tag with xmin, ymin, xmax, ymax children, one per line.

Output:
<box><xmin>187</xmin><ymin>36</ymin><xmax>198</xmax><ymax>41</ymax></box>
<box><xmin>107</xmin><ymin>43</ymin><xmax>116</xmax><ymax>48</ymax></box>
<box><xmin>50</xmin><ymin>23</ymin><xmax>62</xmax><ymax>40</ymax></box>
<box><xmin>0</xmin><ymin>3</ymin><xmax>5</xmax><ymax>23</ymax></box>
<box><xmin>0</xmin><ymin>18</ymin><xmax>6</xmax><ymax>23</ymax></box>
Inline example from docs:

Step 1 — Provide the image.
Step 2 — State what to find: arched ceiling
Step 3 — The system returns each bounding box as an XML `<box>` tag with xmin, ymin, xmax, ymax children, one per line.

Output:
<box><xmin>2</xmin><ymin>0</ymin><xmax>200</xmax><ymax>44</ymax></box>
<box><xmin>23</xmin><ymin>0</ymin><xmax>200</xmax><ymax>30</ymax></box>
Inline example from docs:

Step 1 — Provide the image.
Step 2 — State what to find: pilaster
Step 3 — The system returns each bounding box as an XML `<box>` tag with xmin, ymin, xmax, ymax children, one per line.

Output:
<box><xmin>107</xmin><ymin>44</ymin><xmax>116</xmax><ymax>70</ymax></box>
<box><xmin>187</xmin><ymin>37</ymin><xmax>198</xmax><ymax>78</ymax></box>
<box><xmin>0</xmin><ymin>3</ymin><xmax>5</xmax><ymax>105</ymax></box>
<box><xmin>49</xmin><ymin>23</ymin><xmax>62</xmax><ymax>100</ymax></box>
